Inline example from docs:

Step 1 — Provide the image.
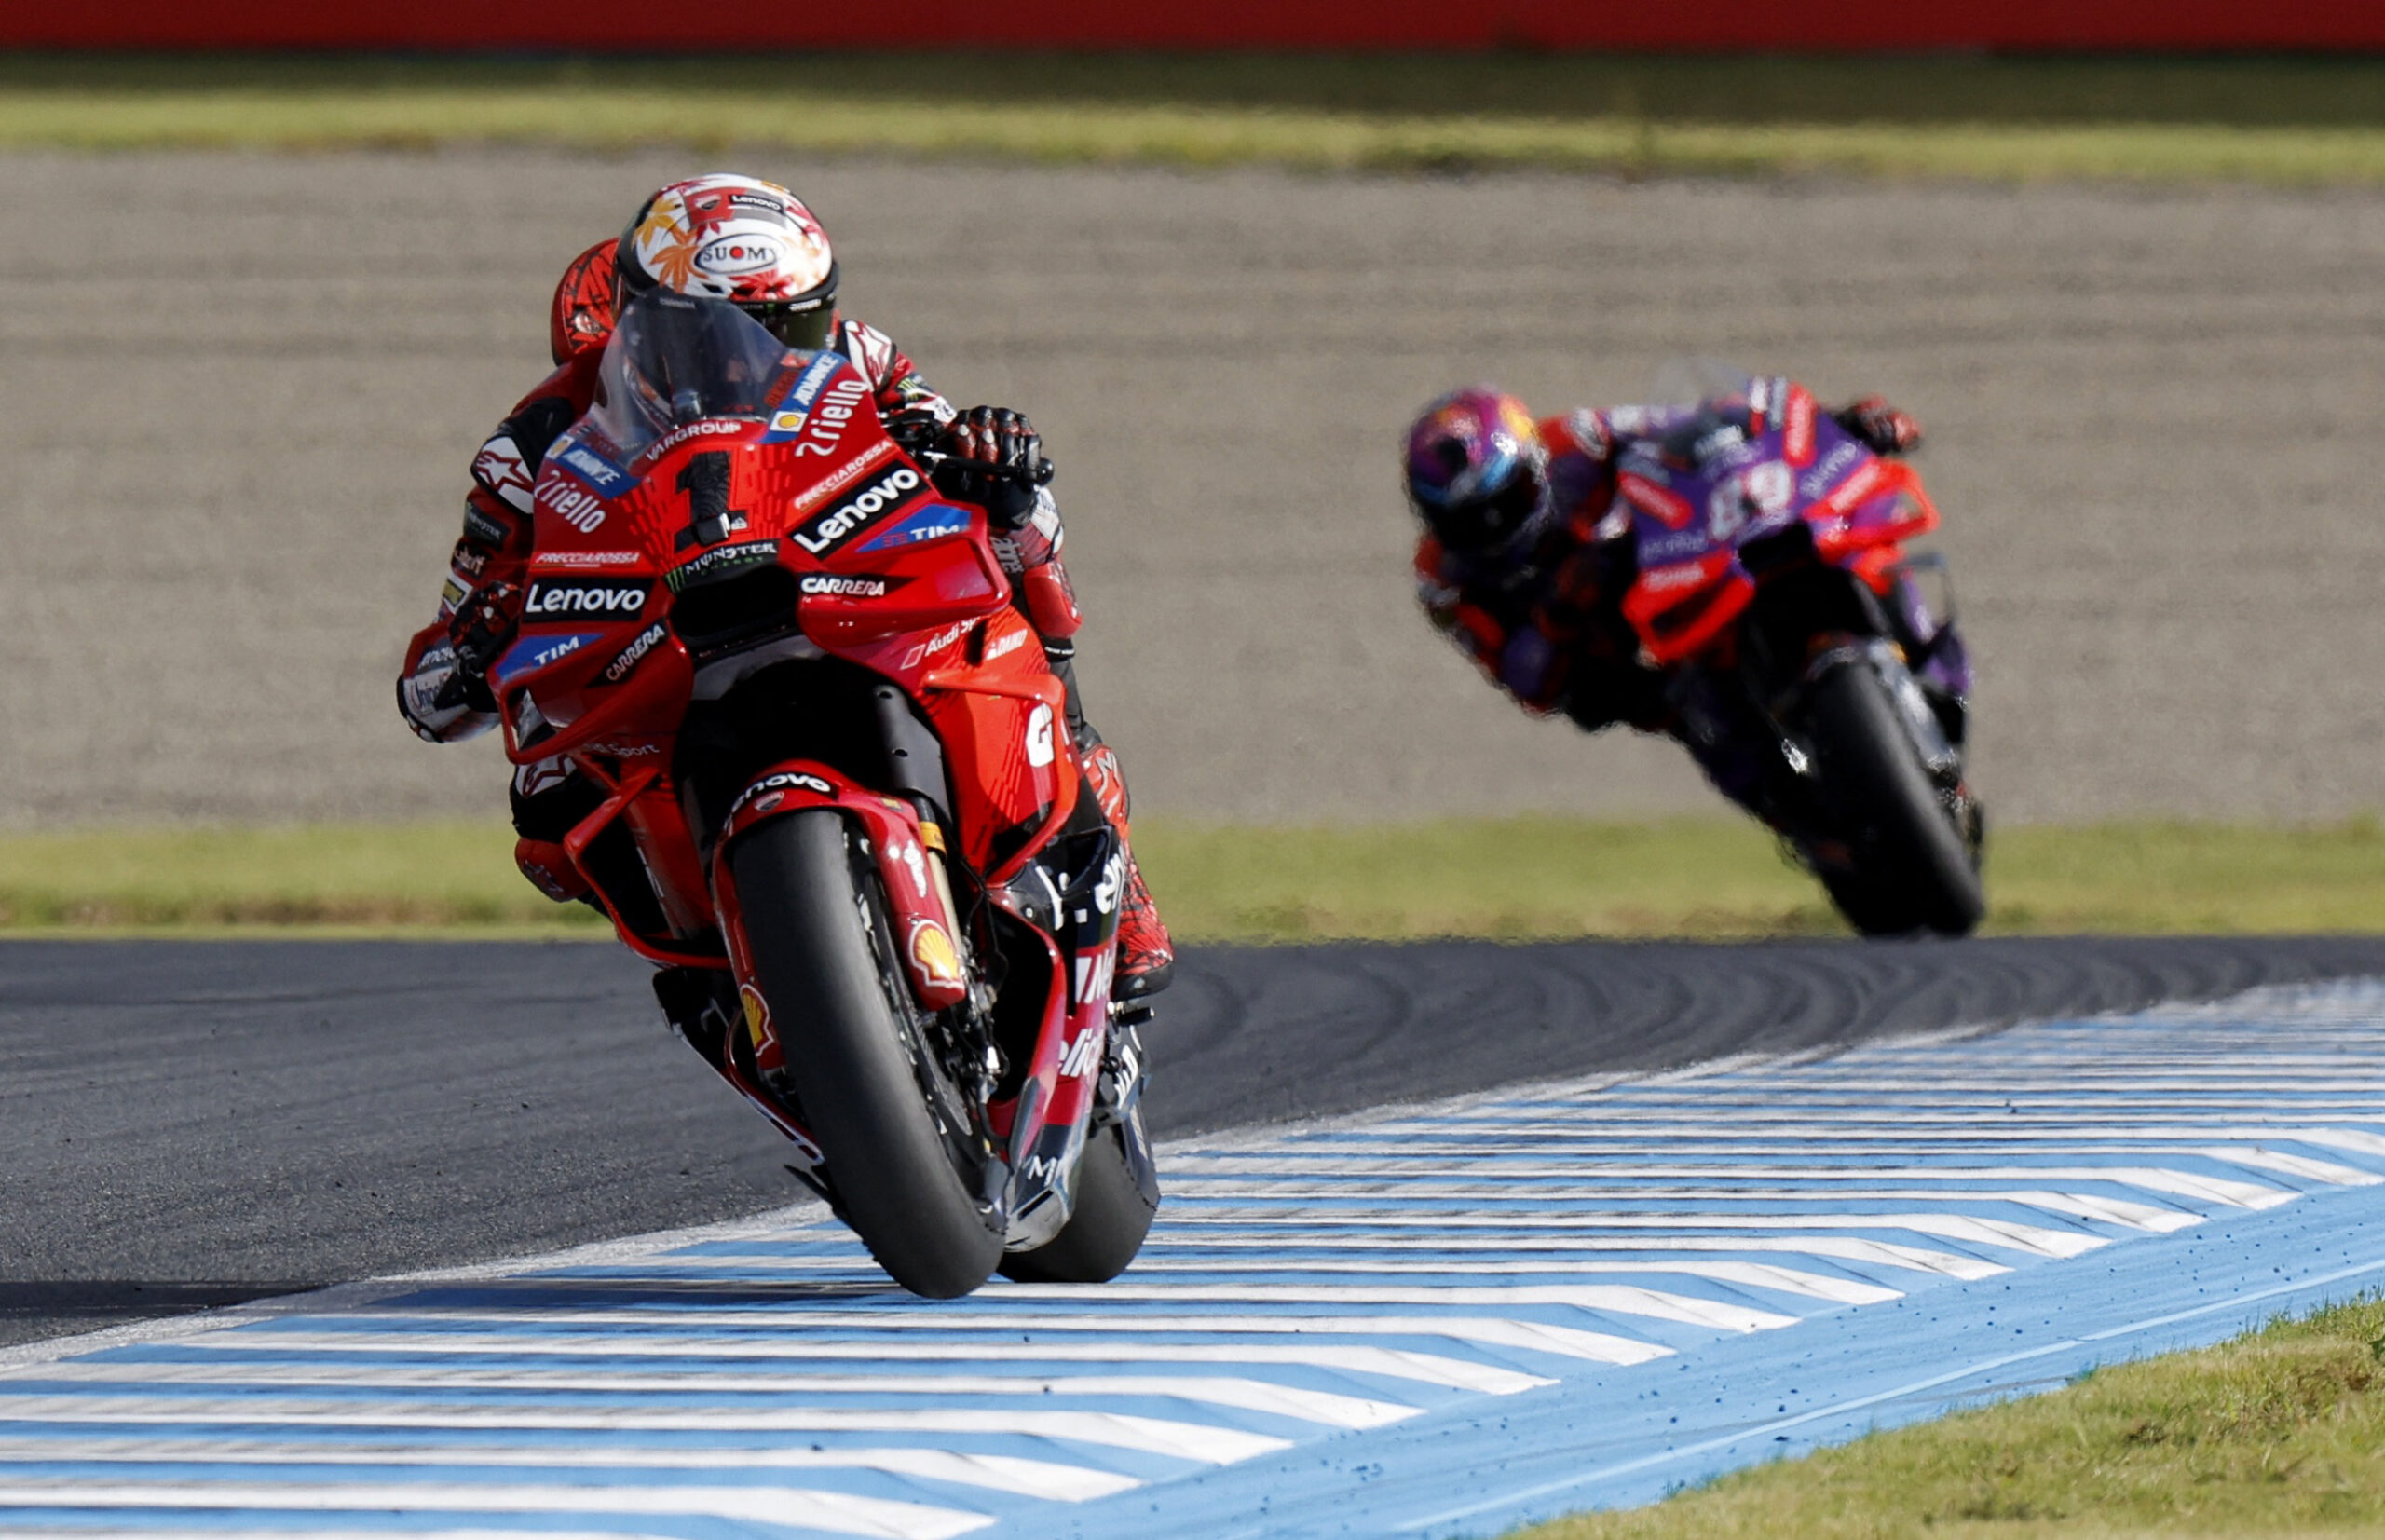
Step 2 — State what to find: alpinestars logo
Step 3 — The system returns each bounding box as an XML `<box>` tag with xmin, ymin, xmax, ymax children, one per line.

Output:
<box><xmin>524</xmin><ymin>579</ymin><xmax>648</xmax><ymax>618</ymax></box>
<box><xmin>789</xmin><ymin>467</ymin><xmax>925</xmax><ymax>557</ymax></box>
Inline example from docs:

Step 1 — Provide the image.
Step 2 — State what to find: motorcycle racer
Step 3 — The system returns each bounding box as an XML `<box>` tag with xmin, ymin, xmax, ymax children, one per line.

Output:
<box><xmin>401</xmin><ymin>173</ymin><xmax>1173</xmax><ymax>997</ymax></box>
<box><xmin>1405</xmin><ymin>383</ymin><xmax>1941</xmax><ymax>828</ymax></box>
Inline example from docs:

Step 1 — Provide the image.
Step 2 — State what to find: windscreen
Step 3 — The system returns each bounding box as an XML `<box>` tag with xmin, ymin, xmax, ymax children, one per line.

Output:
<box><xmin>586</xmin><ymin>291</ymin><xmax>804</xmax><ymax>459</ymax></box>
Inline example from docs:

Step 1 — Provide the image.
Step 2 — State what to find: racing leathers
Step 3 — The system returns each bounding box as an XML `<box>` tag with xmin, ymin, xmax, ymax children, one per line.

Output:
<box><xmin>1414</xmin><ymin>394</ymin><xmax>1930</xmax><ymax>828</ymax></box>
<box><xmin>400</xmin><ymin>239</ymin><xmax>1173</xmax><ymax>992</ymax></box>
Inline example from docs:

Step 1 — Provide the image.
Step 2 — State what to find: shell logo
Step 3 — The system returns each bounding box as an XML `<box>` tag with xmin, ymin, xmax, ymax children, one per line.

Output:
<box><xmin>908</xmin><ymin>919</ymin><xmax>964</xmax><ymax>988</ymax></box>
<box><xmin>740</xmin><ymin>983</ymin><xmax>772</xmax><ymax>1049</ymax></box>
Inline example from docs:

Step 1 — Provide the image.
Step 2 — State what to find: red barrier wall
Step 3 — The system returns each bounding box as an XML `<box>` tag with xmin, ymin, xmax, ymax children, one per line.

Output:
<box><xmin>4</xmin><ymin>1</ymin><xmax>2381</xmax><ymax>51</ymax></box>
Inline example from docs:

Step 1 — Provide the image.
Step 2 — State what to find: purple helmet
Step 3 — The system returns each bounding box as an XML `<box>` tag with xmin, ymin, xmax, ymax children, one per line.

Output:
<box><xmin>1402</xmin><ymin>387</ymin><xmax>1553</xmax><ymax>559</ymax></box>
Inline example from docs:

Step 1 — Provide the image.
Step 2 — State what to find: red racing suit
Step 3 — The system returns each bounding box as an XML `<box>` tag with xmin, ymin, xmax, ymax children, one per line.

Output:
<box><xmin>1413</xmin><ymin>406</ymin><xmax>1670</xmax><ymax>734</ymax></box>
<box><xmin>398</xmin><ymin>241</ymin><xmax>1145</xmax><ymax>916</ymax></box>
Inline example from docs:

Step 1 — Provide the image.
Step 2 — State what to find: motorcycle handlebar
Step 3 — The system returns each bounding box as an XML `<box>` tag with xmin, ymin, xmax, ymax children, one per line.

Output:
<box><xmin>913</xmin><ymin>448</ymin><xmax>1057</xmax><ymax>488</ymax></box>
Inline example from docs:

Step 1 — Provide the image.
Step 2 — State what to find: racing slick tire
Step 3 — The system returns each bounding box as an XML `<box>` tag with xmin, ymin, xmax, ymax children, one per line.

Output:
<box><xmin>1805</xmin><ymin>660</ymin><xmax>1985</xmax><ymax>938</ymax></box>
<box><xmin>731</xmin><ymin>810</ymin><xmax>1004</xmax><ymax>1298</ymax></box>
<box><xmin>996</xmin><ymin>1115</ymin><xmax>1158</xmax><ymax>1284</ymax></box>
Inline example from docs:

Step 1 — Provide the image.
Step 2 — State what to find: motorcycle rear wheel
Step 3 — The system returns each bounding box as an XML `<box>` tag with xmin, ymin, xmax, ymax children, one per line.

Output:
<box><xmin>1804</xmin><ymin>661</ymin><xmax>1985</xmax><ymax>938</ymax></box>
<box><xmin>996</xmin><ymin>1114</ymin><xmax>1159</xmax><ymax>1284</ymax></box>
<box><xmin>731</xmin><ymin>810</ymin><xmax>1005</xmax><ymax>1298</ymax></box>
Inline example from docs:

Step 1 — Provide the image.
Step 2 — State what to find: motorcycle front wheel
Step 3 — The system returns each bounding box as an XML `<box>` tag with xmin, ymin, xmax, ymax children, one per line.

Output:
<box><xmin>1803</xmin><ymin>660</ymin><xmax>1985</xmax><ymax>938</ymax></box>
<box><xmin>997</xmin><ymin>1113</ymin><xmax>1159</xmax><ymax>1284</ymax></box>
<box><xmin>731</xmin><ymin>810</ymin><xmax>1004</xmax><ymax>1298</ymax></box>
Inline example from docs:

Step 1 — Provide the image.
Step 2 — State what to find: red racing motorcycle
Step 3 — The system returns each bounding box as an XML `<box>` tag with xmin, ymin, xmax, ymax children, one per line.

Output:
<box><xmin>489</xmin><ymin>292</ymin><xmax>1156</xmax><ymax>1297</ymax></box>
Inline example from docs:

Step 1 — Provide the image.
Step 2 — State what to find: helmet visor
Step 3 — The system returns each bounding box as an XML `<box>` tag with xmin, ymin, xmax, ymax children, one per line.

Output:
<box><xmin>742</xmin><ymin>300</ymin><xmax>837</xmax><ymax>352</ymax></box>
<box><xmin>1438</xmin><ymin>465</ymin><xmax>1547</xmax><ymax>554</ymax></box>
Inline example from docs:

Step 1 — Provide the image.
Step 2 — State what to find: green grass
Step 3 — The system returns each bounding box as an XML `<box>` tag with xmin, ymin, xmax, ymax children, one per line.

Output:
<box><xmin>7</xmin><ymin>53</ymin><xmax>2385</xmax><ymax>182</ymax></box>
<box><xmin>3</xmin><ymin>816</ymin><xmax>2384</xmax><ymax>939</ymax></box>
<box><xmin>1517</xmin><ymin>1295</ymin><xmax>2385</xmax><ymax>1540</ymax></box>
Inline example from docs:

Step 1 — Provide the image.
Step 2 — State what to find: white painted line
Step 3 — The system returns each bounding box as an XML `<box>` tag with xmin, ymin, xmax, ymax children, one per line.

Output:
<box><xmin>1158</xmin><ymin>1189</ymin><xmax>2193</xmax><ymax>1233</ymax></box>
<box><xmin>0</xmin><ymin>1398</ymin><xmax>1289</xmax><ymax>1464</ymax></box>
<box><xmin>1163</xmin><ymin>1165</ymin><xmax>2292</xmax><ymax>1208</ymax></box>
<box><xmin>151</xmin><ymin>1329</ymin><xmax>1553</xmax><ymax>1396</ymax></box>
<box><xmin>282</xmin><ymin>1311</ymin><xmax>1662</xmax><ymax>1365</ymax></box>
<box><xmin>0</xmin><ymin>1438</ymin><xmax>1138</xmax><ymax>1501</ymax></box>
<box><xmin>1095</xmin><ymin>1257</ymin><xmax>1901</xmax><ymax>1304</ymax></box>
<box><xmin>627</xmin><ymin>1253</ymin><xmax>1898</xmax><ymax>1304</ymax></box>
<box><xmin>1140</xmin><ymin>1232</ymin><xmax>2007</xmax><ymax>1280</ymax></box>
<box><xmin>976</xmin><ymin>1283</ymin><xmax>1797</xmax><ymax>1333</ymax></box>
<box><xmin>31</xmin><ymin>1365</ymin><xmax>1419</xmax><ymax>1432</ymax></box>
<box><xmin>0</xmin><ymin>1480</ymin><xmax>991</xmax><ymax>1540</ymax></box>
<box><xmin>1153</xmin><ymin>1210</ymin><xmax>2110</xmax><ymax>1258</ymax></box>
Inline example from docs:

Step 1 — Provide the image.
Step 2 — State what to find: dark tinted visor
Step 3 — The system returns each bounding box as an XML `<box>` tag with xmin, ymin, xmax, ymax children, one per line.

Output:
<box><xmin>1438</xmin><ymin>466</ymin><xmax>1545</xmax><ymax>552</ymax></box>
<box><xmin>742</xmin><ymin>301</ymin><xmax>837</xmax><ymax>352</ymax></box>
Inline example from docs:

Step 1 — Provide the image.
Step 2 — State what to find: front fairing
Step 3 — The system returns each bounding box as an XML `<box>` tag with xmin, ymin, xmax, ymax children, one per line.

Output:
<box><xmin>1617</xmin><ymin>376</ymin><xmax>1940</xmax><ymax>662</ymax></box>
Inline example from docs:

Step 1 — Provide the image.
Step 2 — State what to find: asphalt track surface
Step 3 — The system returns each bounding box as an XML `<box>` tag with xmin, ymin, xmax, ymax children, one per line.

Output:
<box><xmin>2</xmin><ymin>152</ymin><xmax>2381</xmax><ymax>825</ymax></box>
<box><xmin>9</xmin><ymin>935</ymin><xmax>2385</xmax><ymax>1351</ymax></box>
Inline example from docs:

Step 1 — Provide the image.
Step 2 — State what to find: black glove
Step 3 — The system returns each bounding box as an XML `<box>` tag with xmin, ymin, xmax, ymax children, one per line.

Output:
<box><xmin>935</xmin><ymin>405</ymin><xmax>1051</xmax><ymax>528</ymax></box>
<box><xmin>433</xmin><ymin>581</ymin><xmax>516</xmax><ymax>712</ymax></box>
<box><xmin>1833</xmin><ymin>395</ymin><xmax>1924</xmax><ymax>456</ymax></box>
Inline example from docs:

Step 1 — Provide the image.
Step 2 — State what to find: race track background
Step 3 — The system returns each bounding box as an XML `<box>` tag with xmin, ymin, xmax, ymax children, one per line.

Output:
<box><xmin>10</xmin><ymin>934</ymin><xmax>2385</xmax><ymax>1350</ymax></box>
<box><xmin>0</xmin><ymin>152</ymin><xmax>2378</xmax><ymax>826</ymax></box>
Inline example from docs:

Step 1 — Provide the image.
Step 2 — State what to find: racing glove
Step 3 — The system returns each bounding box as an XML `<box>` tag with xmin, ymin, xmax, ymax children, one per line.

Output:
<box><xmin>935</xmin><ymin>405</ymin><xmax>1052</xmax><ymax>528</ymax></box>
<box><xmin>432</xmin><ymin>581</ymin><xmax>518</xmax><ymax>715</ymax></box>
<box><xmin>1833</xmin><ymin>396</ymin><xmax>1925</xmax><ymax>456</ymax></box>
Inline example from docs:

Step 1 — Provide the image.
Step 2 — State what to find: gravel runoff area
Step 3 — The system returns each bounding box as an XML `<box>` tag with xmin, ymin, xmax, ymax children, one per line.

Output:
<box><xmin>0</xmin><ymin>151</ymin><xmax>2378</xmax><ymax>825</ymax></box>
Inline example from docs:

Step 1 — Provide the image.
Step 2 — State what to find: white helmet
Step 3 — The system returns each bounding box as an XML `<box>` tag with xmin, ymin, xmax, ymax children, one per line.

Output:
<box><xmin>615</xmin><ymin>174</ymin><xmax>839</xmax><ymax>349</ymax></box>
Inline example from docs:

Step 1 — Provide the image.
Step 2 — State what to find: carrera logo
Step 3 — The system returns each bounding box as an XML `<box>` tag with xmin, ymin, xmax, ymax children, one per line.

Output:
<box><xmin>1618</xmin><ymin>470</ymin><xmax>1695</xmax><ymax>530</ymax></box>
<box><xmin>697</xmin><ymin>237</ymin><xmax>782</xmax><ymax>274</ymax></box>
<box><xmin>798</xmin><ymin>573</ymin><xmax>892</xmax><ymax>598</ymax></box>
<box><xmin>524</xmin><ymin>579</ymin><xmax>647</xmax><ymax>618</ymax></box>
<box><xmin>790</xmin><ymin>466</ymin><xmax>924</xmax><ymax>557</ymax></box>
<box><xmin>542</xmin><ymin>482</ymin><xmax>609</xmax><ymax>535</ymax></box>
<box><xmin>665</xmin><ymin>539</ymin><xmax>778</xmax><ymax>593</ymax></box>
<box><xmin>730</xmin><ymin>770</ymin><xmax>836</xmax><ymax>817</ymax></box>
<box><xmin>601</xmin><ymin>621</ymin><xmax>668</xmax><ymax>685</ymax></box>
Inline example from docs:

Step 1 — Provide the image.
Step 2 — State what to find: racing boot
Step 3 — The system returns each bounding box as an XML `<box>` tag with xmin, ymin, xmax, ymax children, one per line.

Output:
<box><xmin>1081</xmin><ymin>738</ymin><xmax>1174</xmax><ymax>1000</ymax></box>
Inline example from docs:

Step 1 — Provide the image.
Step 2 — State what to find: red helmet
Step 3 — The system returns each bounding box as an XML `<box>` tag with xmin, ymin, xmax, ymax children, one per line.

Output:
<box><xmin>615</xmin><ymin>174</ymin><xmax>840</xmax><ymax>350</ymax></box>
<box><xmin>1403</xmin><ymin>388</ymin><xmax>1553</xmax><ymax>560</ymax></box>
<box><xmin>550</xmin><ymin>239</ymin><xmax>620</xmax><ymax>364</ymax></box>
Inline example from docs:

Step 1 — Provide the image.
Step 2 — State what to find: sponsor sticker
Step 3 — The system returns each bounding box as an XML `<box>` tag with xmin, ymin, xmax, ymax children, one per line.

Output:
<box><xmin>908</xmin><ymin>920</ymin><xmax>964</xmax><ymax>989</ymax></box>
<box><xmin>646</xmin><ymin>417</ymin><xmax>748</xmax><ymax>461</ymax></box>
<box><xmin>698</xmin><ymin>237</ymin><xmax>782</xmax><ymax>275</ymax></box>
<box><xmin>538</xmin><ymin>481</ymin><xmax>609</xmax><ymax>535</ymax></box>
<box><xmin>665</xmin><ymin>538</ymin><xmax>779</xmax><ymax>593</ymax></box>
<box><xmin>730</xmin><ymin>770</ymin><xmax>836</xmax><ymax>818</ymax></box>
<box><xmin>855</xmin><ymin>503</ymin><xmax>972</xmax><ymax>553</ymax></box>
<box><xmin>797</xmin><ymin>573</ymin><xmax>893</xmax><ymax>599</ymax></box>
<box><xmin>523</xmin><ymin>579</ymin><xmax>648</xmax><ymax>620</ymax></box>
<box><xmin>461</xmin><ymin>504</ymin><xmax>511</xmax><ymax>548</ymax></box>
<box><xmin>1025</xmin><ymin>702</ymin><xmax>1056</xmax><ymax>768</ymax></box>
<box><xmin>790</xmin><ymin>441</ymin><xmax>903</xmax><ymax>515</ymax></box>
<box><xmin>554</xmin><ymin>439</ymin><xmax>634</xmax><ymax>498</ymax></box>
<box><xmin>490</xmin><ymin>630</ymin><xmax>603</xmax><ymax>688</ymax></box>
<box><xmin>1618</xmin><ymin>470</ymin><xmax>1695</xmax><ymax>531</ymax></box>
<box><xmin>983</xmin><ymin>627</ymin><xmax>1032</xmax><ymax>661</ymax></box>
<box><xmin>531</xmin><ymin>550</ymin><xmax>645</xmax><ymax>570</ymax></box>
<box><xmin>1798</xmin><ymin>440</ymin><xmax>1866</xmax><ymax>501</ymax></box>
<box><xmin>789</xmin><ymin>465</ymin><xmax>926</xmax><ymax>558</ymax></box>
<box><xmin>600</xmin><ymin>621</ymin><xmax>668</xmax><ymax>685</ymax></box>
<box><xmin>471</xmin><ymin>438</ymin><xmax>535</xmax><ymax>513</ymax></box>
<box><xmin>760</xmin><ymin>353</ymin><xmax>849</xmax><ymax>444</ymax></box>
<box><xmin>1783</xmin><ymin>384</ymin><xmax>1817</xmax><ymax>467</ymax></box>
